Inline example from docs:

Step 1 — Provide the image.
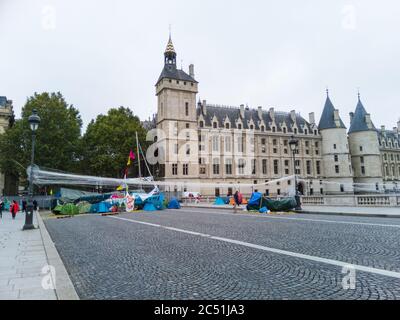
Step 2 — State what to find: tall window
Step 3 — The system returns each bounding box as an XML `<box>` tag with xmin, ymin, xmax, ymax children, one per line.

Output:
<box><xmin>225</xmin><ymin>159</ymin><xmax>232</xmax><ymax>175</ymax></box>
<box><xmin>213</xmin><ymin>158</ymin><xmax>220</xmax><ymax>175</ymax></box>
<box><xmin>172</xmin><ymin>164</ymin><xmax>178</xmax><ymax>175</ymax></box>
<box><xmin>306</xmin><ymin>161</ymin><xmax>312</xmax><ymax>175</ymax></box>
<box><xmin>274</xmin><ymin>160</ymin><xmax>279</xmax><ymax>175</ymax></box>
<box><xmin>251</xmin><ymin>159</ymin><xmax>256</xmax><ymax>175</ymax></box>
<box><xmin>316</xmin><ymin>161</ymin><xmax>321</xmax><ymax>175</ymax></box>
<box><xmin>185</xmin><ymin>102</ymin><xmax>189</xmax><ymax>116</ymax></box>
<box><xmin>238</xmin><ymin>159</ymin><xmax>245</xmax><ymax>174</ymax></box>
<box><xmin>225</xmin><ymin>136</ymin><xmax>232</xmax><ymax>152</ymax></box>
<box><xmin>334</xmin><ymin>155</ymin><xmax>339</xmax><ymax>162</ymax></box>
<box><xmin>262</xmin><ymin>159</ymin><xmax>267</xmax><ymax>175</ymax></box>
<box><xmin>212</xmin><ymin>136</ymin><xmax>219</xmax><ymax>152</ymax></box>
<box><xmin>335</xmin><ymin>165</ymin><xmax>340</xmax><ymax>174</ymax></box>
<box><xmin>237</xmin><ymin>137</ymin><xmax>244</xmax><ymax>153</ymax></box>
<box><xmin>183</xmin><ymin>164</ymin><xmax>189</xmax><ymax>176</ymax></box>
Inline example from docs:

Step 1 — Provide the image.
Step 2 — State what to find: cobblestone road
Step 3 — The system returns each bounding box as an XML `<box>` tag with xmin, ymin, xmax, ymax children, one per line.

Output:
<box><xmin>44</xmin><ymin>209</ymin><xmax>400</xmax><ymax>300</ymax></box>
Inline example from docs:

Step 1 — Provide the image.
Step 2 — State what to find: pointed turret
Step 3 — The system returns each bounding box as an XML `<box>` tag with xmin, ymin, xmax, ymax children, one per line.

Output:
<box><xmin>318</xmin><ymin>90</ymin><xmax>354</xmax><ymax>194</ymax></box>
<box><xmin>318</xmin><ymin>91</ymin><xmax>346</xmax><ymax>130</ymax></box>
<box><xmin>348</xmin><ymin>93</ymin><xmax>383</xmax><ymax>189</ymax></box>
<box><xmin>348</xmin><ymin>95</ymin><xmax>375</xmax><ymax>134</ymax></box>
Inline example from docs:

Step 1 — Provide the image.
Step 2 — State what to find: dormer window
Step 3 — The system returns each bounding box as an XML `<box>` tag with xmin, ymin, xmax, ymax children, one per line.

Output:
<box><xmin>283</xmin><ymin>127</ymin><xmax>287</xmax><ymax>134</ymax></box>
<box><xmin>200</xmin><ymin>121</ymin><xmax>204</xmax><ymax>128</ymax></box>
<box><xmin>250</xmin><ymin>125</ymin><xmax>254</xmax><ymax>130</ymax></box>
<box><xmin>261</xmin><ymin>126</ymin><xmax>265</xmax><ymax>132</ymax></box>
<box><xmin>304</xmin><ymin>129</ymin><xmax>308</xmax><ymax>135</ymax></box>
<box><xmin>213</xmin><ymin>122</ymin><xmax>218</xmax><ymax>129</ymax></box>
<box><xmin>225</xmin><ymin>123</ymin><xmax>230</xmax><ymax>129</ymax></box>
<box><xmin>238</xmin><ymin>124</ymin><xmax>242</xmax><ymax>130</ymax></box>
<box><xmin>294</xmin><ymin>128</ymin><xmax>298</xmax><ymax>134</ymax></box>
<box><xmin>272</xmin><ymin>127</ymin><xmax>276</xmax><ymax>133</ymax></box>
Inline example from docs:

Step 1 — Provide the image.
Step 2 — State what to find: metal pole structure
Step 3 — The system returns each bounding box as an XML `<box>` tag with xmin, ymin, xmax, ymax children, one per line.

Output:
<box><xmin>292</xmin><ymin>144</ymin><xmax>302</xmax><ymax>211</ymax></box>
<box><xmin>136</xmin><ymin>132</ymin><xmax>142</xmax><ymax>190</ymax></box>
<box><xmin>23</xmin><ymin>132</ymin><xmax>36</xmax><ymax>230</ymax></box>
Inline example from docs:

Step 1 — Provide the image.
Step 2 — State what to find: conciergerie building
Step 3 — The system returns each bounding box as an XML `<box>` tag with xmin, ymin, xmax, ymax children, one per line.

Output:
<box><xmin>153</xmin><ymin>36</ymin><xmax>400</xmax><ymax>197</ymax></box>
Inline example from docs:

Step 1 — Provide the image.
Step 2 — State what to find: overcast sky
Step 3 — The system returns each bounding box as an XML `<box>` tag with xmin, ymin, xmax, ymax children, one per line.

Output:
<box><xmin>1</xmin><ymin>0</ymin><xmax>399</xmax><ymax>132</ymax></box>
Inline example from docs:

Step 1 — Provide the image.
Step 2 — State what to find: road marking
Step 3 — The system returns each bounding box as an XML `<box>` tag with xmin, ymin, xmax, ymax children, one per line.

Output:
<box><xmin>176</xmin><ymin>208</ymin><xmax>400</xmax><ymax>229</ymax></box>
<box><xmin>109</xmin><ymin>216</ymin><xmax>400</xmax><ymax>280</ymax></box>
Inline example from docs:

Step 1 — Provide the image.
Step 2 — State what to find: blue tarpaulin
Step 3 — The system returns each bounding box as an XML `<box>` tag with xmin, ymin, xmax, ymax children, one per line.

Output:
<box><xmin>214</xmin><ymin>197</ymin><xmax>226</xmax><ymax>205</ymax></box>
<box><xmin>144</xmin><ymin>203</ymin><xmax>157</xmax><ymax>211</ymax></box>
<box><xmin>167</xmin><ymin>198</ymin><xmax>181</xmax><ymax>209</ymax></box>
<box><xmin>248</xmin><ymin>192</ymin><xmax>263</xmax><ymax>206</ymax></box>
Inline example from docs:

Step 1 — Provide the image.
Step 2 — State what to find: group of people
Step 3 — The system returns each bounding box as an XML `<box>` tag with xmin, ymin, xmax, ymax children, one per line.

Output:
<box><xmin>0</xmin><ymin>198</ymin><xmax>38</xmax><ymax>220</ymax></box>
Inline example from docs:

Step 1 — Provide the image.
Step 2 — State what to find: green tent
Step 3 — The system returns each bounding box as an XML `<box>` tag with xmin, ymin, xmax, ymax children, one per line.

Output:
<box><xmin>60</xmin><ymin>203</ymin><xmax>79</xmax><ymax>215</ymax></box>
<box><xmin>76</xmin><ymin>201</ymin><xmax>92</xmax><ymax>214</ymax></box>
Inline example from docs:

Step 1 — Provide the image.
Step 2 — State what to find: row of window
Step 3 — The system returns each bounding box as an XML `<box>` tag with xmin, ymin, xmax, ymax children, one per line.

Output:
<box><xmin>197</xmin><ymin>159</ymin><xmax>322</xmax><ymax>176</ymax></box>
<box><xmin>199</xmin><ymin>120</ymin><xmax>318</xmax><ymax>135</ymax></box>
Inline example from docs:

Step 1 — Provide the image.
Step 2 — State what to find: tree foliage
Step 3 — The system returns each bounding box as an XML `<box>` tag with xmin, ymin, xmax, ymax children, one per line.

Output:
<box><xmin>0</xmin><ymin>92</ymin><xmax>82</xmax><ymax>182</ymax></box>
<box><xmin>80</xmin><ymin>107</ymin><xmax>148</xmax><ymax>178</ymax></box>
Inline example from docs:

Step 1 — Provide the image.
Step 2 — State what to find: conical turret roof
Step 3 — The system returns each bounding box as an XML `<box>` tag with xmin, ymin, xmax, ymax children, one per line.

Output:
<box><xmin>348</xmin><ymin>96</ymin><xmax>376</xmax><ymax>134</ymax></box>
<box><xmin>318</xmin><ymin>93</ymin><xmax>346</xmax><ymax>130</ymax></box>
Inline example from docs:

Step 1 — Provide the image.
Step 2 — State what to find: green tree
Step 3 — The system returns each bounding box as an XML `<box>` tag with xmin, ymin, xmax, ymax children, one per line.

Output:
<box><xmin>80</xmin><ymin>107</ymin><xmax>148</xmax><ymax>178</ymax></box>
<box><xmin>0</xmin><ymin>92</ymin><xmax>83</xmax><ymax>185</ymax></box>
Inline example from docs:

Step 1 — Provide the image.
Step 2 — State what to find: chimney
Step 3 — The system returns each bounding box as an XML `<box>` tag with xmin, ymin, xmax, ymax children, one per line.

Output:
<box><xmin>240</xmin><ymin>104</ymin><xmax>245</xmax><ymax>118</ymax></box>
<box><xmin>269</xmin><ymin>107</ymin><xmax>275</xmax><ymax>121</ymax></box>
<box><xmin>381</xmin><ymin>125</ymin><xmax>386</xmax><ymax>132</ymax></box>
<box><xmin>309</xmin><ymin>112</ymin><xmax>315</xmax><ymax>125</ymax></box>
<box><xmin>202</xmin><ymin>100</ymin><xmax>207</xmax><ymax>115</ymax></box>
<box><xmin>365</xmin><ymin>114</ymin><xmax>372</xmax><ymax>129</ymax></box>
<box><xmin>258</xmin><ymin>106</ymin><xmax>263</xmax><ymax>120</ymax></box>
<box><xmin>349</xmin><ymin>112</ymin><xmax>354</xmax><ymax>124</ymax></box>
<box><xmin>189</xmin><ymin>64</ymin><xmax>195</xmax><ymax>78</ymax></box>
<box><xmin>290</xmin><ymin>110</ymin><xmax>296</xmax><ymax>122</ymax></box>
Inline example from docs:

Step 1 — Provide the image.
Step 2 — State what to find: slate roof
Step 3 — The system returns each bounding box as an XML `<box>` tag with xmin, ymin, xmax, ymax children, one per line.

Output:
<box><xmin>157</xmin><ymin>64</ymin><xmax>197</xmax><ymax>85</ymax></box>
<box><xmin>197</xmin><ymin>105</ymin><xmax>312</xmax><ymax>133</ymax></box>
<box><xmin>318</xmin><ymin>96</ymin><xmax>346</xmax><ymax>130</ymax></box>
<box><xmin>0</xmin><ymin>96</ymin><xmax>7</xmax><ymax>107</ymax></box>
<box><xmin>348</xmin><ymin>98</ymin><xmax>376</xmax><ymax>134</ymax></box>
<box><xmin>377</xmin><ymin>129</ymin><xmax>400</xmax><ymax>147</ymax></box>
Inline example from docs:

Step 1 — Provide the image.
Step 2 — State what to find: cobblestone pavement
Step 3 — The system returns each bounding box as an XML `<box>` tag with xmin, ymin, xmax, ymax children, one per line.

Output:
<box><xmin>44</xmin><ymin>209</ymin><xmax>400</xmax><ymax>300</ymax></box>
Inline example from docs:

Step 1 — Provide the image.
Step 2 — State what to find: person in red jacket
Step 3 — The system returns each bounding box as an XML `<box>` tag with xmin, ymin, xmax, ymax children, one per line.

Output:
<box><xmin>10</xmin><ymin>200</ymin><xmax>19</xmax><ymax>220</ymax></box>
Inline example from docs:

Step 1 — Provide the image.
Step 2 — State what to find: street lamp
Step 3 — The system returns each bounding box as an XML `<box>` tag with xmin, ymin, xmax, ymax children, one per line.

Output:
<box><xmin>23</xmin><ymin>109</ymin><xmax>40</xmax><ymax>231</ymax></box>
<box><xmin>289</xmin><ymin>135</ymin><xmax>302</xmax><ymax>211</ymax></box>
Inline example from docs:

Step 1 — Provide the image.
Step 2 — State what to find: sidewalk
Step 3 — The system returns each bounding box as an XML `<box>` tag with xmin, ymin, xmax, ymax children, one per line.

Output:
<box><xmin>0</xmin><ymin>210</ymin><xmax>79</xmax><ymax>300</ymax></box>
<box><xmin>181</xmin><ymin>202</ymin><xmax>400</xmax><ymax>218</ymax></box>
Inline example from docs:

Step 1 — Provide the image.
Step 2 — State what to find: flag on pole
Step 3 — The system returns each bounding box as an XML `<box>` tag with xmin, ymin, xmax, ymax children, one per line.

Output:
<box><xmin>127</xmin><ymin>150</ymin><xmax>135</xmax><ymax>166</ymax></box>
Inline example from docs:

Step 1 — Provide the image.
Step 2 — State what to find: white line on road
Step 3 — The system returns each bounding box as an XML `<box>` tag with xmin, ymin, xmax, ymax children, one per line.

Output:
<box><xmin>176</xmin><ymin>208</ymin><xmax>400</xmax><ymax>229</ymax></box>
<box><xmin>109</xmin><ymin>216</ymin><xmax>400</xmax><ymax>280</ymax></box>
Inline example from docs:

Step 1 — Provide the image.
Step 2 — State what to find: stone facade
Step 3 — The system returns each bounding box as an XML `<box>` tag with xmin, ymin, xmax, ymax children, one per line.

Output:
<box><xmin>153</xmin><ymin>37</ymin><xmax>400</xmax><ymax>196</ymax></box>
<box><xmin>0</xmin><ymin>96</ymin><xmax>14</xmax><ymax>195</ymax></box>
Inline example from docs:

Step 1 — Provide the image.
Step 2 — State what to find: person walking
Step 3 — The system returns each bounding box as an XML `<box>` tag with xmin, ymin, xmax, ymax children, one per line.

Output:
<box><xmin>10</xmin><ymin>200</ymin><xmax>19</xmax><ymax>220</ymax></box>
<box><xmin>0</xmin><ymin>199</ymin><xmax>4</xmax><ymax>219</ymax></box>
<box><xmin>33</xmin><ymin>199</ymin><xmax>38</xmax><ymax>212</ymax></box>
<box><xmin>233</xmin><ymin>191</ymin><xmax>242</xmax><ymax>213</ymax></box>
<box><xmin>22</xmin><ymin>199</ymin><xmax>27</xmax><ymax>213</ymax></box>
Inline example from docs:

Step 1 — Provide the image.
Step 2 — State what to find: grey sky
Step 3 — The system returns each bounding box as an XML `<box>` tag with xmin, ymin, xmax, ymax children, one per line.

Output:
<box><xmin>1</xmin><ymin>0</ymin><xmax>399</xmax><ymax>131</ymax></box>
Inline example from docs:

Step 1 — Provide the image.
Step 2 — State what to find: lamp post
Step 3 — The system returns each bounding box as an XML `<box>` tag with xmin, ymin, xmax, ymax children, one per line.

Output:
<box><xmin>23</xmin><ymin>109</ymin><xmax>40</xmax><ymax>231</ymax></box>
<box><xmin>289</xmin><ymin>135</ymin><xmax>302</xmax><ymax>211</ymax></box>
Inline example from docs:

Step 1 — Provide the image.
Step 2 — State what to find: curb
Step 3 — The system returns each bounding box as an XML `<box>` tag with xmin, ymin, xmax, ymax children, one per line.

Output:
<box><xmin>182</xmin><ymin>205</ymin><xmax>400</xmax><ymax>219</ymax></box>
<box><xmin>36</xmin><ymin>211</ymin><xmax>80</xmax><ymax>300</ymax></box>
<box><xmin>298</xmin><ymin>210</ymin><xmax>400</xmax><ymax>219</ymax></box>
